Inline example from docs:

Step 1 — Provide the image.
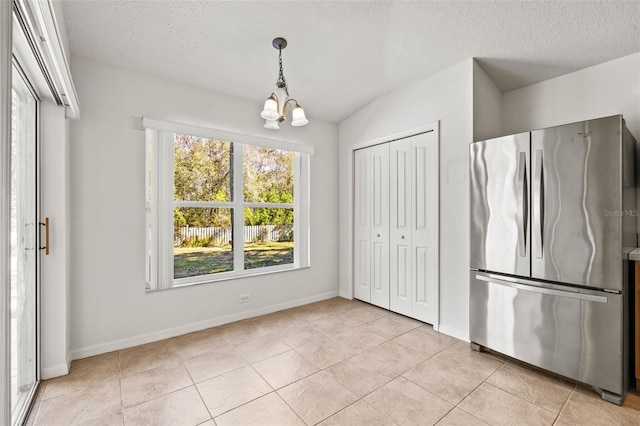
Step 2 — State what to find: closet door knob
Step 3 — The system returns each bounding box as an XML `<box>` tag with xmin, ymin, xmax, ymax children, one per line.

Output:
<box><xmin>377</xmin><ymin>234</ymin><xmax>381</xmax><ymax>237</ymax></box>
<box><xmin>401</xmin><ymin>235</ymin><xmax>405</xmax><ymax>239</ymax></box>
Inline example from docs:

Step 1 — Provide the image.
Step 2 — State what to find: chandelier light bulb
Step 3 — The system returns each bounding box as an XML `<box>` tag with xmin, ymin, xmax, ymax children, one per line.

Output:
<box><xmin>264</xmin><ymin>119</ymin><xmax>280</xmax><ymax>129</ymax></box>
<box><xmin>261</xmin><ymin>96</ymin><xmax>279</xmax><ymax>121</ymax></box>
<box><xmin>291</xmin><ymin>104</ymin><xmax>308</xmax><ymax>127</ymax></box>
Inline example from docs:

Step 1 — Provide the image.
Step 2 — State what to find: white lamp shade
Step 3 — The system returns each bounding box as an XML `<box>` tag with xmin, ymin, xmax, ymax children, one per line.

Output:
<box><xmin>261</xmin><ymin>97</ymin><xmax>279</xmax><ymax>120</ymax></box>
<box><xmin>264</xmin><ymin>119</ymin><xmax>280</xmax><ymax>130</ymax></box>
<box><xmin>291</xmin><ymin>105</ymin><xmax>309</xmax><ymax>126</ymax></box>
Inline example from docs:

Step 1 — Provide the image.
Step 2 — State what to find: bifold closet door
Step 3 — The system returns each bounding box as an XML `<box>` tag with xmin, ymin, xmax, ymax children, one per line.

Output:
<box><xmin>410</xmin><ymin>132</ymin><xmax>438</xmax><ymax>324</ymax></box>
<box><xmin>353</xmin><ymin>148</ymin><xmax>371</xmax><ymax>302</ymax></box>
<box><xmin>389</xmin><ymin>132</ymin><xmax>438</xmax><ymax>324</ymax></box>
<box><xmin>390</xmin><ymin>138</ymin><xmax>413</xmax><ymax>317</ymax></box>
<box><xmin>369</xmin><ymin>144</ymin><xmax>390</xmax><ymax>309</ymax></box>
<box><xmin>353</xmin><ymin>144</ymin><xmax>390</xmax><ymax>308</ymax></box>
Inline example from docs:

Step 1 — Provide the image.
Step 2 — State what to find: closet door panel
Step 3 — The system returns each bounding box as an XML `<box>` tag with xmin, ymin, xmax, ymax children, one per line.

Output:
<box><xmin>353</xmin><ymin>149</ymin><xmax>371</xmax><ymax>302</ymax></box>
<box><xmin>390</xmin><ymin>138</ymin><xmax>413</xmax><ymax>316</ymax></box>
<box><xmin>411</xmin><ymin>132</ymin><xmax>438</xmax><ymax>324</ymax></box>
<box><xmin>370</xmin><ymin>144</ymin><xmax>390</xmax><ymax>309</ymax></box>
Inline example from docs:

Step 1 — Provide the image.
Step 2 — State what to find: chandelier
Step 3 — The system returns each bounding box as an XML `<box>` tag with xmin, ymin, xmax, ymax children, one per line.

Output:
<box><xmin>260</xmin><ymin>37</ymin><xmax>308</xmax><ymax>129</ymax></box>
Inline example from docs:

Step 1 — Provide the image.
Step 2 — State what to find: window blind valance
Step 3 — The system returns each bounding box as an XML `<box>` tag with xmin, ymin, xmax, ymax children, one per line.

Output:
<box><xmin>141</xmin><ymin>117</ymin><xmax>315</xmax><ymax>156</ymax></box>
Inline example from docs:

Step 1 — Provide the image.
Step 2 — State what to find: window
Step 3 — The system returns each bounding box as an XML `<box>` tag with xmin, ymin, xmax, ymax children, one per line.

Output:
<box><xmin>144</xmin><ymin>119</ymin><xmax>311</xmax><ymax>290</ymax></box>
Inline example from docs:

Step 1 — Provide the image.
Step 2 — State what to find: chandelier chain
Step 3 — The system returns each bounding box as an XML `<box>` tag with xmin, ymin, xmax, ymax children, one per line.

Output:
<box><xmin>277</xmin><ymin>48</ymin><xmax>289</xmax><ymax>96</ymax></box>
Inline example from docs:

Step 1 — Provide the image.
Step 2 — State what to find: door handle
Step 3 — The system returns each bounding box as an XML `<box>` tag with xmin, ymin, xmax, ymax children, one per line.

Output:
<box><xmin>516</xmin><ymin>152</ymin><xmax>527</xmax><ymax>257</ymax></box>
<box><xmin>475</xmin><ymin>274</ymin><xmax>608</xmax><ymax>303</ymax></box>
<box><xmin>39</xmin><ymin>217</ymin><xmax>49</xmax><ymax>255</ymax></box>
<box><xmin>533</xmin><ymin>150</ymin><xmax>544</xmax><ymax>259</ymax></box>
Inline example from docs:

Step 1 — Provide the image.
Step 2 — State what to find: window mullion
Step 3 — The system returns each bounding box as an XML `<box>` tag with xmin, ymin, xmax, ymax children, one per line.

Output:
<box><xmin>243</xmin><ymin>202</ymin><xmax>294</xmax><ymax>209</ymax></box>
<box><xmin>173</xmin><ymin>200</ymin><xmax>234</xmax><ymax>208</ymax></box>
<box><xmin>232</xmin><ymin>143</ymin><xmax>244</xmax><ymax>272</ymax></box>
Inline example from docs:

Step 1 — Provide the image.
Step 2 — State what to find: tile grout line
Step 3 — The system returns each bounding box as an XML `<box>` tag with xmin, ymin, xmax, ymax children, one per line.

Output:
<box><xmin>183</xmin><ymin>351</ymin><xmax>215</xmax><ymax>424</ymax></box>
<box><xmin>191</xmin><ymin>386</ymin><xmax>214</xmax><ymax>424</ymax></box>
<box><xmin>452</xmin><ymin>360</ymin><xmax>507</xmax><ymax>418</ymax></box>
<box><xmin>481</xmin><ymin>361</ymin><xmax>575</xmax><ymax>417</ymax></box>
<box><xmin>482</xmin><ymin>381</ymin><xmax>558</xmax><ymax>416</ymax></box>
<box><xmin>400</xmin><ymin>373</ymin><xmax>460</xmax><ymax>408</ymax></box>
<box><xmin>451</xmin><ymin>404</ymin><xmax>489</xmax><ymax>425</ymax></box>
<box><xmin>183</xmin><ymin>351</ymin><xmax>280</xmax><ymax>422</ymax></box>
<box><xmin>271</xmin><ymin>389</ymin><xmax>309</xmax><ymax>426</ymax></box>
<box><xmin>117</xmin><ymin>350</ymin><xmax>124</xmax><ymax>423</ymax></box>
<box><xmin>269</xmin><ymin>324</ymin><xmax>391</xmax><ymax>425</ymax></box>
<box><xmin>120</xmin><ymin>380</ymin><xmax>194</xmax><ymax>411</ymax></box>
<box><xmin>553</xmin><ymin>385</ymin><xmax>576</xmax><ymax>425</ymax></box>
<box><xmin>118</xmin><ymin>346</ymin><xmax>211</xmax><ymax>420</ymax></box>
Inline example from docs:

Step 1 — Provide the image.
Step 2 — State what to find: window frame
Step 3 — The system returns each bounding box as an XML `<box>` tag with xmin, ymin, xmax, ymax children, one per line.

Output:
<box><xmin>144</xmin><ymin>119</ymin><xmax>311</xmax><ymax>291</ymax></box>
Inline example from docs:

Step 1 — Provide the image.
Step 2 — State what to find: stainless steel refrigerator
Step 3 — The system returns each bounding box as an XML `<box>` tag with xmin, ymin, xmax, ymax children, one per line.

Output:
<box><xmin>469</xmin><ymin>115</ymin><xmax>636</xmax><ymax>404</ymax></box>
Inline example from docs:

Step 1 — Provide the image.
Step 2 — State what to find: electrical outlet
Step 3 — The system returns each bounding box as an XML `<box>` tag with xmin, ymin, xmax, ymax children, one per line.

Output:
<box><xmin>239</xmin><ymin>294</ymin><xmax>251</xmax><ymax>303</ymax></box>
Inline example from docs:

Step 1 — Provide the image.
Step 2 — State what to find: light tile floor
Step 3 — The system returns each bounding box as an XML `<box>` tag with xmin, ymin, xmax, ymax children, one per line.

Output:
<box><xmin>26</xmin><ymin>297</ymin><xmax>640</xmax><ymax>425</ymax></box>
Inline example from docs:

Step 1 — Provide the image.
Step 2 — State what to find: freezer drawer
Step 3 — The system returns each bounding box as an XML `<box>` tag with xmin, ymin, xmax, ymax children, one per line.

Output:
<box><xmin>470</xmin><ymin>271</ymin><xmax>623</xmax><ymax>395</ymax></box>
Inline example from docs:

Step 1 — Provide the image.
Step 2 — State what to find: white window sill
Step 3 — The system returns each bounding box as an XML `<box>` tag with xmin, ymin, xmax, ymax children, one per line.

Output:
<box><xmin>147</xmin><ymin>264</ymin><xmax>310</xmax><ymax>292</ymax></box>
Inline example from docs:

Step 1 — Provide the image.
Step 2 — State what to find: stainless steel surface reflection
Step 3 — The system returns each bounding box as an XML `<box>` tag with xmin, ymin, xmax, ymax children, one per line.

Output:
<box><xmin>470</xmin><ymin>132</ymin><xmax>530</xmax><ymax>277</ymax></box>
<box><xmin>470</xmin><ymin>271</ymin><xmax>623</xmax><ymax>394</ymax></box>
<box><xmin>531</xmin><ymin>118</ymin><xmax>625</xmax><ymax>291</ymax></box>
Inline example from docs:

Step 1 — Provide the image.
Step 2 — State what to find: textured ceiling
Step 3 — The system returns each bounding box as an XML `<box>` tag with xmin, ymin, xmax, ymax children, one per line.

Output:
<box><xmin>61</xmin><ymin>1</ymin><xmax>640</xmax><ymax>123</ymax></box>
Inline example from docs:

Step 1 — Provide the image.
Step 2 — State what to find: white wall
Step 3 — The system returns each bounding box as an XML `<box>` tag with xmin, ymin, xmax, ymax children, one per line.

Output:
<box><xmin>502</xmin><ymin>52</ymin><xmax>640</xmax><ymax>139</ymax></box>
<box><xmin>51</xmin><ymin>0</ymin><xmax>71</xmax><ymax>64</ymax></box>
<box><xmin>40</xmin><ymin>101</ymin><xmax>72</xmax><ymax>378</ymax></box>
<box><xmin>473</xmin><ymin>61</ymin><xmax>502</xmax><ymax>141</ymax></box>
<box><xmin>338</xmin><ymin>59</ymin><xmax>473</xmax><ymax>341</ymax></box>
<box><xmin>69</xmin><ymin>56</ymin><xmax>339</xmax><ymax>358</ymax></box>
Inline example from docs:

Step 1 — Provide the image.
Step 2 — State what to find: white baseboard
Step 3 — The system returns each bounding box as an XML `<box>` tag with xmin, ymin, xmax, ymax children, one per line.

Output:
<box><xmin>437</xmin><ymin>324</ymin><xmax>469</xmax><ymax>342</ymax></box>
<box><xmin>338</xmin><ymin>290</ymin><xmax>353</xmax><ymax>300</ymax></box>
<box><xmin>69</xmin><ymin>291</ymin><xmax>339</xmax><ymax>361</ymax></box>
<box><xmin>42</xmin><ymin>359</ymin><xmax>70</xmax><ymax>380</ymax></box>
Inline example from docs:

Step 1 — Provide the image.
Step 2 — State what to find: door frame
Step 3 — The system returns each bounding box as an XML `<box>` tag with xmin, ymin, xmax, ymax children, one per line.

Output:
<box><xmin>3</xmin><ymin>4</ymin><xmax>46</xmax><ymax>423</ymax></box>
<box><xmin>10</xmin><ymin>56</ymin><xmax>42</xmax><ymax>426</ymax></box>
<box><xmin>1</xmin><ymin>1</ymin><xmax>14</xmax><ymax>424</ymax></box>
<box><xmin>349</xmin><ymin>121</ymin><xmax>440</xmax><ymax>329</ymax></box>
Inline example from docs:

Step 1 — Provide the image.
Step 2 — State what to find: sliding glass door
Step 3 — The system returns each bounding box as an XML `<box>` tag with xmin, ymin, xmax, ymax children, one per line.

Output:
<box><xmin>10</xmin><ymin>62</ymin><xmax>39</xmax><ymax>425</ymax></box>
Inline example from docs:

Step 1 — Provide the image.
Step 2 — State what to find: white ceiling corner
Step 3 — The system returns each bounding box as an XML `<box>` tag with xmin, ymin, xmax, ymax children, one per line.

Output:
<box><xmin>61</xmin><ymin>0</ymin><xmax>640</xmax><ymax>123</ymax></box>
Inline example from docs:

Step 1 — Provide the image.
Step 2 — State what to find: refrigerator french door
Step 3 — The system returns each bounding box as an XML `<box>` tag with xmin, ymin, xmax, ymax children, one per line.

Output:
<box><xmin>531</xmin><ymin>117</ymin><xmax>635</xmax><ymax>289</ymax></box>
<box><xmin>469</xmin><ymin>131</ymin><xmax>530</xmax><ymax>276</ymax></box>
<box><xmin>469</xmin><ymin>115</ymin><xmax>635</xmax><ymax>404</ymax></box>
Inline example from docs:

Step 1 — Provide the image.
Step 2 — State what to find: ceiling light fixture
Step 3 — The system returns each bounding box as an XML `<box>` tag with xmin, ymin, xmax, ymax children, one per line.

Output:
<box><xmin>261</xmin><ymin>37</ymin><xmax>308</xmax><ymax>129</ymax></box>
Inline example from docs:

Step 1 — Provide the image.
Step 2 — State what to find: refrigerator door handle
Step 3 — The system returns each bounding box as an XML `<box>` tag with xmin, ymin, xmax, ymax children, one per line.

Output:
<box><xmin>474</xmin><ymin>274</ymin><xmax>608</xmax><ymax>303</ymax></box>
<box><xmin>517</xmin><ymin>152</ymin><xmax>528</xmax><ymax>257</ymax></box>
<box><xmin>533</xmin><ymin>149</ymin><xmax>544</xmax><ymax>259</ymax></box>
